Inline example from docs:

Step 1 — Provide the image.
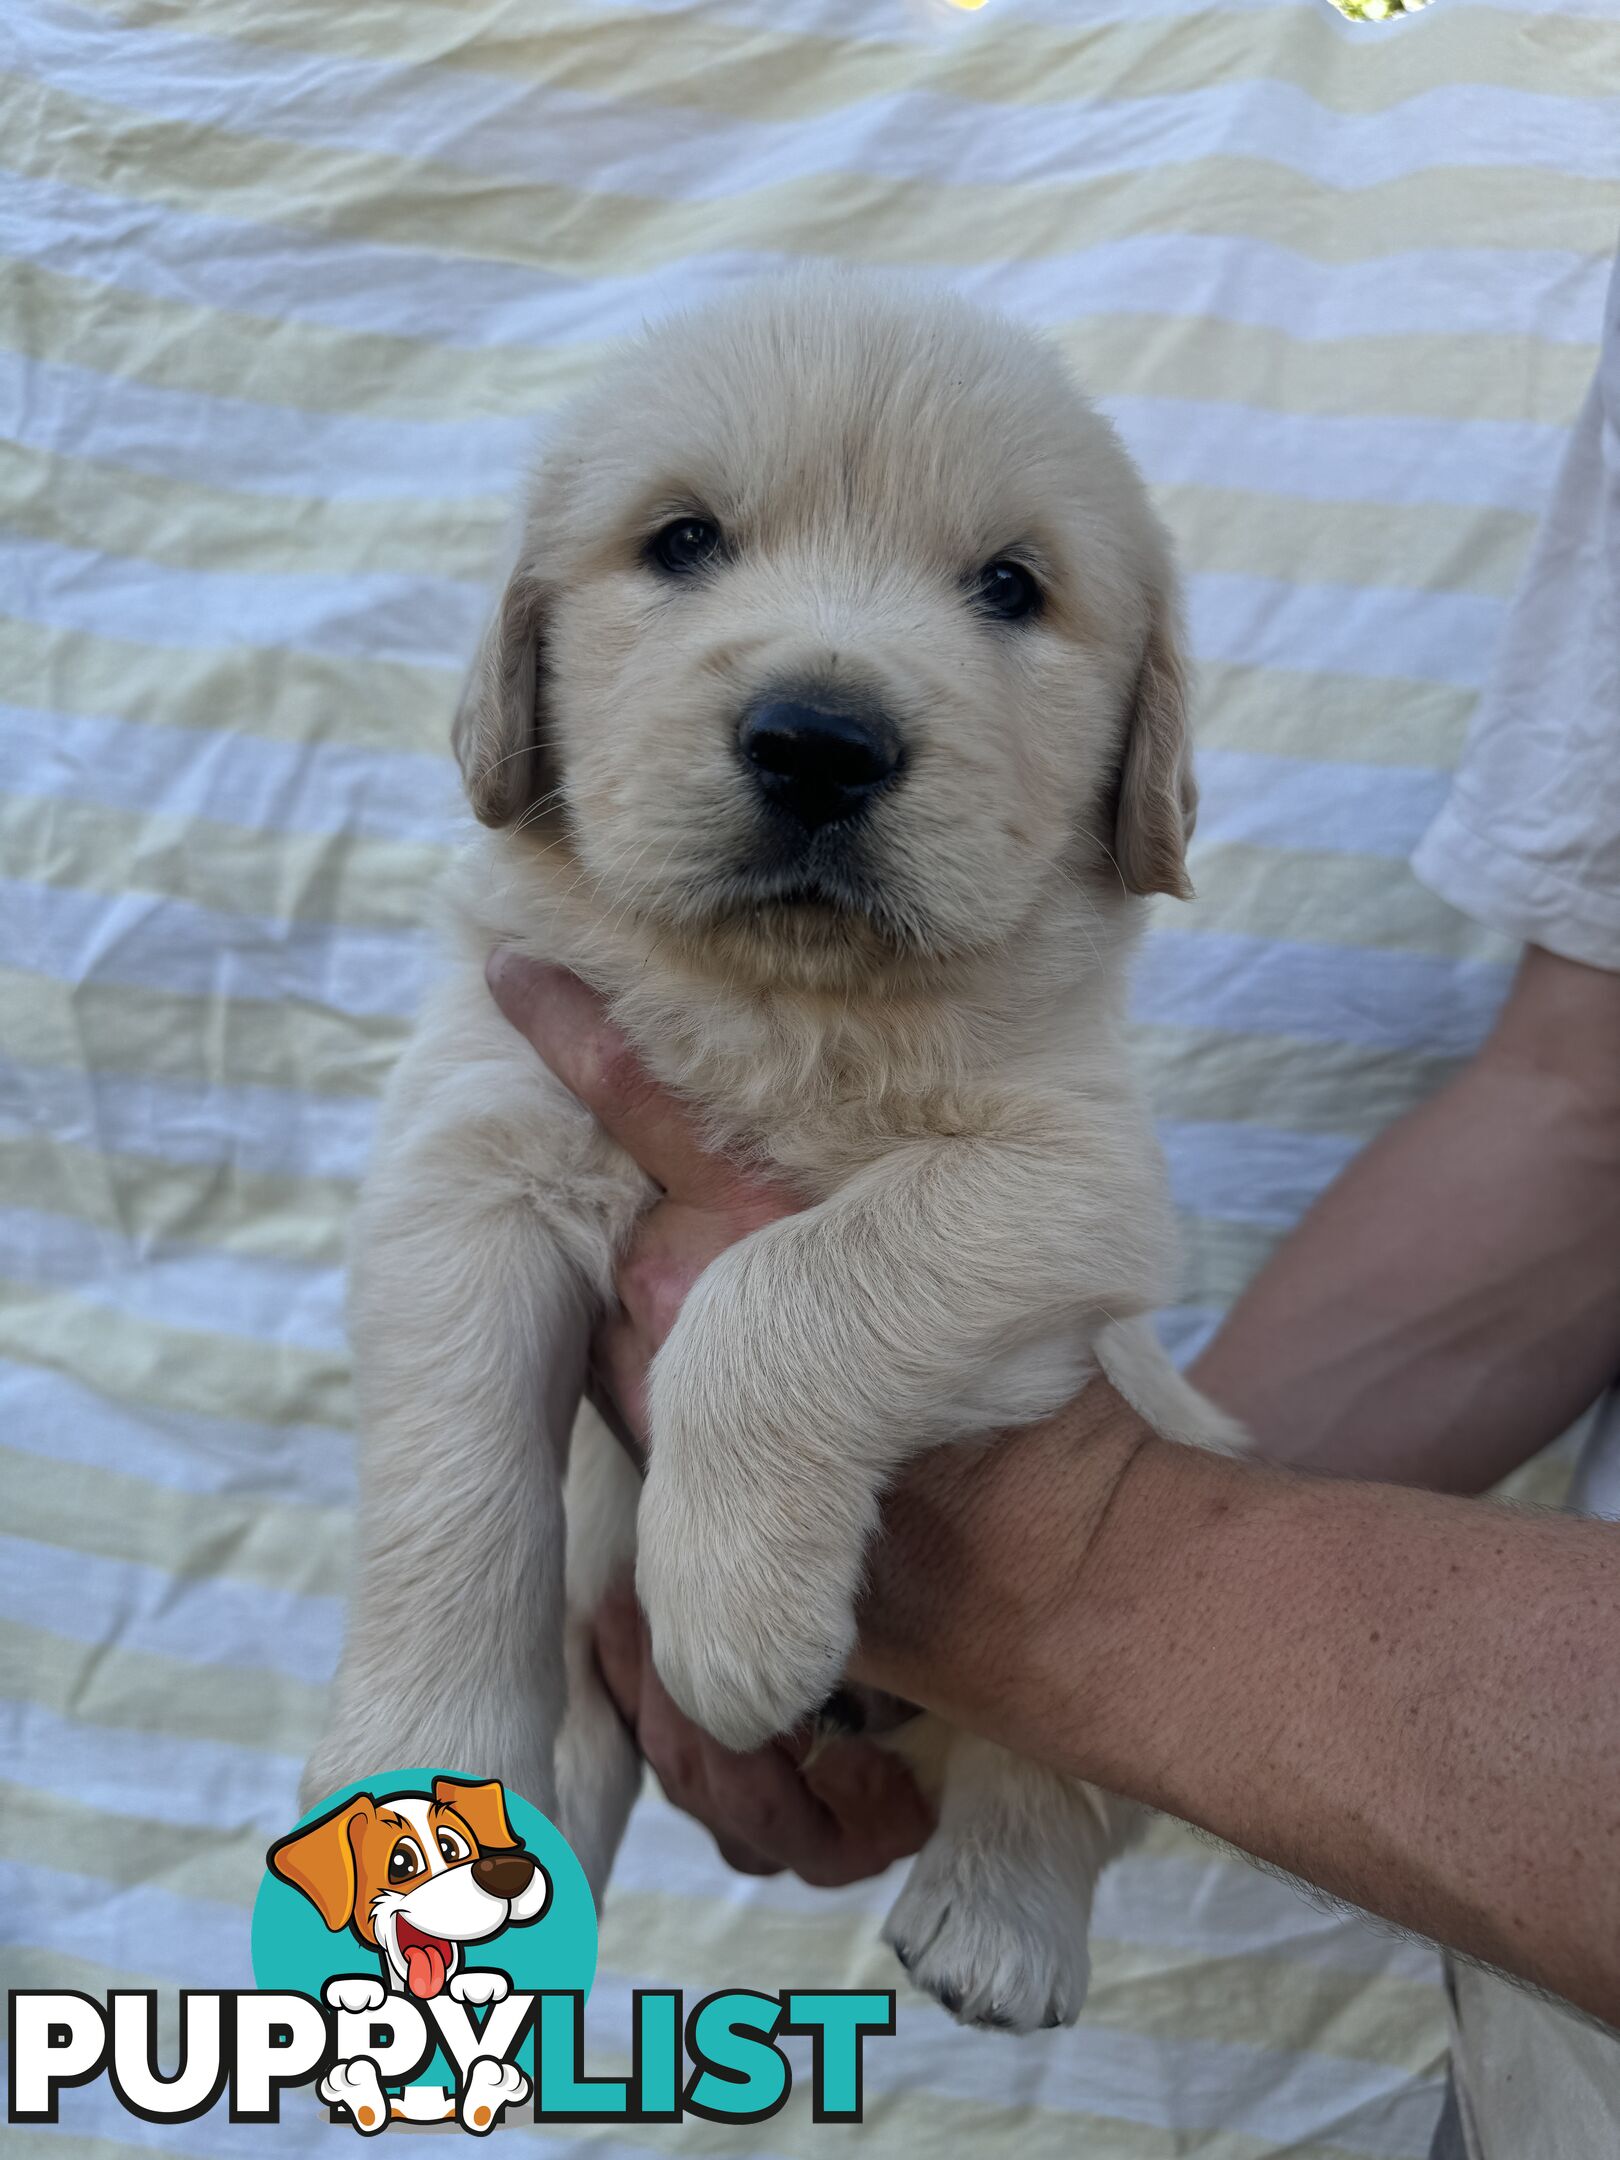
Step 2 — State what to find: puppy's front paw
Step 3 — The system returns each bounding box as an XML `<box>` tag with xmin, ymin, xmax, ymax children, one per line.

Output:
<box><xmin>320</xmin><ymin>2059</ymin><xmax>389</xmax><ymax>2134</ymax></box>
<box><xmin>636</xmin><ymin>1239</ymin><xmax>886</xmax><ymax>1750</ymax></box>
<box><xmin>448</xmin><ymin>1969</ymin><xmax>510</xmax><ymax>2007</ymax></box>
<box><xmin>324</xmin><ymin>1977</ymin><xmax>387</xmax><ymax>2015</ymax></box>
<box><xmin>459</xmin><ymin>2058</ymin><xmax>528</xmax><ymax>2133</ymax></box>
<box><xmin>636</xmin><ymin>1448</ymin><xmax>859</xmax><ymax>1750</ymax></box>
<box><xmin>883</xmin><ymin>1836</ymin><xmax>1092</xmax><ymax>2034</ymax></box>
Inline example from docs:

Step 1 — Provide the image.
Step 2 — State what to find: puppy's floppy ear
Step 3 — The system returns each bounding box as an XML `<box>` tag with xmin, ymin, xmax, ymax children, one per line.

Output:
<box><xmin>1113</xmin><ymin>567</ymin><xmax>1197</xmax><ymax>901</ymax></box>
<box><xmin>433</xmin><ymin>1775</ymin><xmax>519</xmax><ymax>1851</ymax></box>
<box><xmin>453</xmin><ymin>565</ymin><xmax>551</xmax><ymax>828</ymax></box>
<box><xmin>267</xmin><ymin>1795</ymin><xmax>375</xmax><ymax>1931</ymax></box>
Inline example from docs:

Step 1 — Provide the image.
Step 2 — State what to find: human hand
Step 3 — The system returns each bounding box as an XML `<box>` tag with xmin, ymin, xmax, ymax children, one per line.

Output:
<box><xmin>593</xmin><ymin>1577</ymin><xmax>932</xmax><ymax>1883</ymax></box>
<box><xmin>485</xmin><ymin>950</ymin><xmax>933</xmax><ymax>1879</ymax></box>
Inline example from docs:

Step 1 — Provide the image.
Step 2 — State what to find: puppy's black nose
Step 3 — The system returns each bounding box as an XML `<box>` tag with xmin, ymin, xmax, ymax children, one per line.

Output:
<box><xmin>738</xmin><ymin>700</ymin><xmax>902</xmax><ymax>828</ymax></box>
<box><xmin>472</xmin><ymin>1849</ymin><xmax>535</xmax><ymax>1900</ymax></box>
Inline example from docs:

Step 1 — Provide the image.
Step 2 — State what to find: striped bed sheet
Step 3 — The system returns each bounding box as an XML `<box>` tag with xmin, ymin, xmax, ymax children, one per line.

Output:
<box><xmin>1</xmin><ymin>0</ymin><xmax>1615</xmax><ymax>2153</ymax></box>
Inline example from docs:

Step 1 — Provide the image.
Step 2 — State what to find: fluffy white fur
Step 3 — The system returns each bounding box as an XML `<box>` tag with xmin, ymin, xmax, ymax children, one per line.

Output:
<box><xmin>305</xmin><ymin>270</ymin><xmax>1243</xmax><ymax>2033</ymax></box>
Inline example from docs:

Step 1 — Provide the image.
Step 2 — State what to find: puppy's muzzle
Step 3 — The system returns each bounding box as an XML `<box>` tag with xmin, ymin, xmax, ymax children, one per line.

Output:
<box><xmin>472</xmin><ymin>1848</ymin><xmax>539</xmax><ymax>1899</ymax></box>
<box><xmin>738</xmin><ymin>698</ymin><xmax>903</xmax><ymax>831</ymax></box>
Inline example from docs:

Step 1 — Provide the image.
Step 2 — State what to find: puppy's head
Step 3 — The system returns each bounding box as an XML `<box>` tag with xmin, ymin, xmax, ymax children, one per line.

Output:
<box><xmin>457</xmin><ymin>271</ymin><xmax>1194</xmax><ymax>985</ymax></box>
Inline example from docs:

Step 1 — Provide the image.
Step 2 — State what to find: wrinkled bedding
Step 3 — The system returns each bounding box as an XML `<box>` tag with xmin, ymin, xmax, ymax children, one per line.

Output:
<box><xmin>3</xmin><ymin>0</ymin><xmax>1618</xmax><ymax>2152</ymax></box>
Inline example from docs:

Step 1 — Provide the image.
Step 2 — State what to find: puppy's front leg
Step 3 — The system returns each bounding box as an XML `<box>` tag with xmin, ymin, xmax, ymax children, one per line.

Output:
<box><xmin>305</xmin><ymin>977</ymin><xmax>646</xmax><ymax>1817</ymax></box>
<box><xmin>303</xmin><ymin>1148</ymin><xmax>591</xmax><ymax>1817</ymax></box>
<box><xmin>637</xmin><ymin>1126</ymin><xmax>1170</xmax><ymax>1749</ymax></box>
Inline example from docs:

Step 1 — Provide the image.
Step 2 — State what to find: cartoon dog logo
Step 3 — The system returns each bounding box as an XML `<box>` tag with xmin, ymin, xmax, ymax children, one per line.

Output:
<box><xmin>269</xmin><ymin>1775</ymin><xmax>551</xmax><ymax>2001</ymax></box>
<box><xmin>268</xmin><ymin>1776</ymin><xmax>552</xmax><ymax>2131</ymax></box>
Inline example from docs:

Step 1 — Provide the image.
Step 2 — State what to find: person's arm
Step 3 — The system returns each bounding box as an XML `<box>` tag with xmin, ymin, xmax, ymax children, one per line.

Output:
<box><xmin>1193</xmin><ymin>943</ymin><xmax>1620</xmax><ymax>1485</ymax></box>
<box><xmin>853</xmin><ymin>1382</ymin><xmax>1620</xmax><ymax>2028</ymax></box>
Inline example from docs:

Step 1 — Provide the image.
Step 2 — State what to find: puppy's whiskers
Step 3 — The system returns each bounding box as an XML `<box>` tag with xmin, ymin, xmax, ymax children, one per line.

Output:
<box><xmin>506</xmin><ymin>781</ymin><xmax>569</xmax><ymax>842</ymax></box>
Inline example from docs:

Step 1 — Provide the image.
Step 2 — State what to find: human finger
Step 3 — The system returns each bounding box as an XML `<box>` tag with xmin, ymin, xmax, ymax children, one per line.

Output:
<box><xmin>485</xmin><ymin>953</ymin><xmax>769</xmax><ymax>1208</ymax></box>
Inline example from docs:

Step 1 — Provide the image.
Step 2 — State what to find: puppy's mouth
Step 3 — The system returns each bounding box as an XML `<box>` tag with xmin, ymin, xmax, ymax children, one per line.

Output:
<box><xmin>622</xmin><ymin>825</ymin><xmax>945</xmax><ymax>971</ymax></box>
<box><xmin>739</xmin><ymin>871</ymin><xmax>867</xmax><ymax>914</ymax></box>
<box><xmin>394</xmin><ymin>1917</ymin><xmax>455</xmax><ymax>2000</ymax></box>
<box><xmin>713</xmin><ymin>841</ymin><xmax>902</xmax><ymax>934</ymax></box>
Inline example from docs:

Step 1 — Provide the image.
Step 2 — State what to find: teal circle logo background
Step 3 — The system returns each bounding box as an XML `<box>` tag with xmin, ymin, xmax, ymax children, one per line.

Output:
<box><xmin>251</xmin><ymin>1767</ymin><xmax>597</xmax><ymax>2083</ymax></box>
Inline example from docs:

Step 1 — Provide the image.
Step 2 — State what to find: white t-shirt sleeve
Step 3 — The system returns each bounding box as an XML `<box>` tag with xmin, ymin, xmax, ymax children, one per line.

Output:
<box><xmin>1411</xmin><ymin>250</ymin><xmax>1620</xmax><ymax>975</ymax></box>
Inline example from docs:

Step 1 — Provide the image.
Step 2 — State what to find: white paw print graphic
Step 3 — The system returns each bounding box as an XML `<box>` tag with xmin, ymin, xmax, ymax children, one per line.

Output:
<box><xmin>319</xmin><ymin>2058</ymin><xmax>389</xmax><ymax>2135</ymax></box>
<box><xmin>323</xmin><ymin>1976</ymin><xmax>387</xmax><ymax>2016</ymax></box>
<box><xmin>459</xmin><ymin>2057</ymin><xmax>529</xmax><ymax>2133</ymax></box>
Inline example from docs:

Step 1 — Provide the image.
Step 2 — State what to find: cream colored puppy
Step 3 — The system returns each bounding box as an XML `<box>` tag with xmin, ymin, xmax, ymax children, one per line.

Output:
<box><xmin>306</xmin><ymin>270</ymin><xmax>1241</xmax><ymax>2033</ymax></box>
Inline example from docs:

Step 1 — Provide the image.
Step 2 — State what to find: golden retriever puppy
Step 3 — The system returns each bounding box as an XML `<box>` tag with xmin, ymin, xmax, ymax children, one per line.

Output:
<box><xmin>306</xmin><ymin>269</ymin><xmax>1242</xmax><ymax>2033</ymax></box>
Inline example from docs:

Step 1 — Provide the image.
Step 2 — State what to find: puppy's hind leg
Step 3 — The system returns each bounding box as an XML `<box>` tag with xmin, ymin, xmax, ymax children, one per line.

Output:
<box><xmin>554</xmin><ymin>1402</ymin><xmax>644</xmax><ymax>1906</ymax></box>
<box><xmin>882</xmin><ymin>1733</ymin><xmax>1140</xmax><ymax>2034</ymax></box>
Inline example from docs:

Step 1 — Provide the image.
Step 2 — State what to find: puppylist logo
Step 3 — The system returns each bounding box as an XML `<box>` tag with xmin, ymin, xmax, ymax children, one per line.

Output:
<box><xmin>8</xmin><ymin>1768</ymin><xmax>894</xmax><ymax>2135</ymax></box>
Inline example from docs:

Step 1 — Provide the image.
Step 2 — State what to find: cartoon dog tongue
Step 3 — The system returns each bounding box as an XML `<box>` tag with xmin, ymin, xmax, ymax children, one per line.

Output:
<box><xmin>399</xmin><ymin>1930</ymin><xmax>448</xmax><ymax>1999</ymax></box>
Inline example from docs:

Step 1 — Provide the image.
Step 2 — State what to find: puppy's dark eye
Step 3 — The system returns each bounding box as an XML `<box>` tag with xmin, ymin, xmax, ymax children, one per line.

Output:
<box><xmin>973</xmin><ymin>560</ymin><xmax>1042</xmax><ymax>623</ymax></box>
<box><xmin>436</xmin><ymin>1829</ymin><xmax>469</xmax><ymax>1864</ymax></box>
<box><xmin>387</xmin><ymin>1838</ymin><xmax>424</xmax><ymax>1884</ymax></box>
<box><xmin>649</xmin><ymin>517</ymin><xmax>723</xmax><ymax>576</ymax></box>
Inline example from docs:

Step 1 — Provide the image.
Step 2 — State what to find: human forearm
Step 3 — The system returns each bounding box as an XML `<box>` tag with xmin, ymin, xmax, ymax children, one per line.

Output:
<box><xmin>855</xmin><ymin>1382</ymin><xmax>1620</xmax><ymax>2027</ymax></box>
<box><xmin>1192</xmin><ymin>946</ymin><xmax>1620</xmax><ymax>1487</ymax></box>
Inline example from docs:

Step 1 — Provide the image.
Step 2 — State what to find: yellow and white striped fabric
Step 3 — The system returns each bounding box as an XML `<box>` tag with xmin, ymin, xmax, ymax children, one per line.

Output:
<box><xmin>3</xmin><ymin>1</ymin><xmax>1617</xmax><ymax>2153</ymax></box>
